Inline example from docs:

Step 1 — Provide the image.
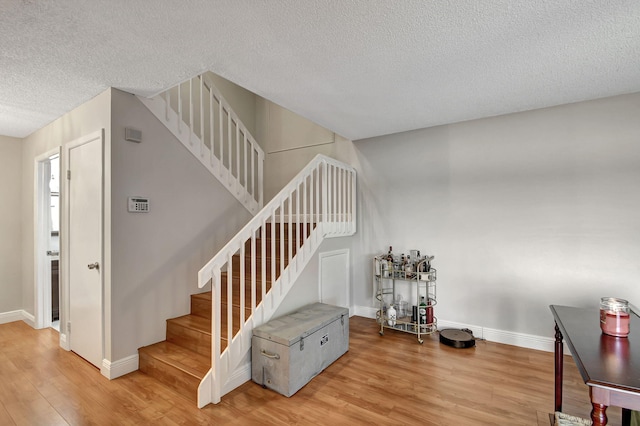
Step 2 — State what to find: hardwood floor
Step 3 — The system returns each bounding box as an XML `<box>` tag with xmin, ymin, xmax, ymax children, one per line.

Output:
<box><xmin>0</xmin><ymin>317</ymin><xmax>621</xmax><ymax>425</ymax></box>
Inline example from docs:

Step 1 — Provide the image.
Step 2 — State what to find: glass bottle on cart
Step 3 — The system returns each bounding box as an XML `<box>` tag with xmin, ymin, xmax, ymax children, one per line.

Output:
<box><xmin>374</xmin><ymin>248</ymin><xmax>437</xmax><ymax>344</ymax></box>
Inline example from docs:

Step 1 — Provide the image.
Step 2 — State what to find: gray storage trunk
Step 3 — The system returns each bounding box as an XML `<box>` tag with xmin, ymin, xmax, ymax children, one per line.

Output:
<box><xmin>252</xmin><ymin>303</ymin><xmax>349</xmax><ymax>397</ymax></box>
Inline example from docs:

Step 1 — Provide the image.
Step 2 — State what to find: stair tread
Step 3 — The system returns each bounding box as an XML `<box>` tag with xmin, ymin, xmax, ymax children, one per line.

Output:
<box><xmin>168</xmin><ymin>314</ymin><xmax>211</xmax><ymax>335</ymax></box>
<box><xmin>139</xmin><ymin>341</ymin><xmax>210</xmax><ymax>378</ymax></box>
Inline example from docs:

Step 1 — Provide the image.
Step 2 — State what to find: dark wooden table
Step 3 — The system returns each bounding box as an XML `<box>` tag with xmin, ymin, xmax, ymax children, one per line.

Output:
<box><xmin>550</xmin><ymin>305</ymin><xmax>640</xmax><ymax>425</ymax></box>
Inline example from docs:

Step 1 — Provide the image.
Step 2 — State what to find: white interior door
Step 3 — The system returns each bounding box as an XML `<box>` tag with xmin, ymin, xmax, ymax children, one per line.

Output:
<box><xmin>68</xmin><ymin>132</ymin><xmax>103</xmax><ymax>368</ymax></box>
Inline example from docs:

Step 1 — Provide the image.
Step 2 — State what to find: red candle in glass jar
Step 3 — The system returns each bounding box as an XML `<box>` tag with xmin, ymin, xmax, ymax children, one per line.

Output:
<box><xmin>600</xmin><ymin>297</ymin><xmax>630</xmax><ymax>337</ymax></box>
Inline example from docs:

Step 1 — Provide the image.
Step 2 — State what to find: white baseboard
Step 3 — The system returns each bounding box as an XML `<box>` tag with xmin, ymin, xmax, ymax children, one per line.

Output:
<box><xmin>22</xmin><ymin>310</ymin><xmax>35</xmax><ymax>327</ymax></box>
<box><xmin>222</xmin><ymin>362</ymin><xmax>251</xmax><ymax>395</ymax></box>
<box><xmin>352</xmin><ymin>304</ymin><xmax>555</xmax><ymax>353</ymax></box>
<box><xmin>482</xmin><ymin>326</ymin><xmax>555</xmax><ymax>352</ymax></box>
<box><xmin>352</xmin><ymin>305</ymin><xmax>377</xmax><ymax>319</ymax></box>
<box><xmin>0</xmin><ymin>310</ymin><xmax>35</xmax><ymax>327</ymax></box>
<box><xmin>59</xmin><ymin>333</ymin><xmax>70</xmax><ymax>350</ymax></box>
<box><xmin>0</xmin><ymin>310</ymin><xmax>24</xmax><ymax>325</ymax></box>
<box><xmin>101</xmin><ymin>354</ymin><xmax>139</xmax><ymax>380</ymax></box>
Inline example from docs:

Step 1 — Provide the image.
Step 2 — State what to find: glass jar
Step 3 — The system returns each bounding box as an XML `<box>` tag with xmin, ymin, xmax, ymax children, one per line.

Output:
<box><xmin>600</xmin><ymin>297</ymin><xmax>630</xmax><ymax>337</ymax></box>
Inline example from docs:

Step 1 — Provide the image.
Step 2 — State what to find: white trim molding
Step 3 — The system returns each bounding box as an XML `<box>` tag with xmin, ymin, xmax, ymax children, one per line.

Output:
<box><xmin>481</xmin><ymin>326</ymin><xmax>554</xmax><ymax>352</ymax></box>
<box><xmin>33</xmin><ymin>147</ymin><xmax>62</xmax><ymax>331</ymax></box>
<box><xmin>60</xmin><ymin>333</ymin><xmax>69</xmax><ymax>350</ymax></box>
<box><xmin>0</xmin><ymin>310</ymin><xmax>35</xmax><ymax>326</ymax></box>
<box><xmin>352</xmin><ymin>305</ymin><xmax>377</xmax><ymax>319</ymax></box>
<box><xmin>101</xmin><ymin>354</ymin><xmax>139</xmax><ymax>380</ymax></box>
<box><xmin>352</xmin><ymin>305</ymin><xmax>556</xmax><ymax>353</ymax></box>
<box><xmin>221</xmin><ymin>362</ymin><xmax>251</xmax><ymax>396</ymax></box>
<box><xmin>22</xmin><ymin>311</ymin><xmax>36</xmax><ymax>328</ymax></box>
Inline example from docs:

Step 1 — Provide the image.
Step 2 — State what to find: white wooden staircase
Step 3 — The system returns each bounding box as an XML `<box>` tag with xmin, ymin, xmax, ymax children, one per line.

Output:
<box><xmin>137</xmin><ymin>74</ymin><xmax>356</xmax><ymax>407</ymax></box>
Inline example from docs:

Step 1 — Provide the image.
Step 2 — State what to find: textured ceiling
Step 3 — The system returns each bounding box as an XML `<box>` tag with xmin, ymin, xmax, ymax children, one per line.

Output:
<box><xmin>2</xmin><ymin>0</ymin><xmax>640</xmax><ymax>140</ymax></box>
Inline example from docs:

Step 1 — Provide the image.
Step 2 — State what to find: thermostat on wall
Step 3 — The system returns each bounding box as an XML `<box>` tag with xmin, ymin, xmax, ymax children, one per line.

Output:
<box><xmin>128</xmin><ymin>197</ymin><xmax>149</xmax><ymax>213</ymax></box>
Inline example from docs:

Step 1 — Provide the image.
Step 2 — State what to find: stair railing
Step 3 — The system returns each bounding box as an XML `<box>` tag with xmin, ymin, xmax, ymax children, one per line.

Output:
<box><xmin>196</xmin><ymin>154</ymin><xmax>356</xmax><ymax>406</ymax></box>
<box><xmin>138</xmin><ymin>73</ymin><xmax>264</xmax><ymax>215</ymax></box>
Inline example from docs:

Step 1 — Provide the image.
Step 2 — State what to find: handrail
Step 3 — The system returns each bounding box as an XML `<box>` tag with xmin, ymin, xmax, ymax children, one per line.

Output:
<box><xmin>139</xmin><ymin>73</ymin><xmax>264</xmax><ymax>214</ymax></box>
<box><xmin>197</xmin><ymin>154</ymin><xmax>356</xmax><ymax>406</ymax></box>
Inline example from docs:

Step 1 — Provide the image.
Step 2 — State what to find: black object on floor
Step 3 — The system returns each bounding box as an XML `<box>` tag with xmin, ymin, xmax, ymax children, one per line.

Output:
<box><xmin>439</xmin><ymin>328</ymin><xmax>476</xmax><ymax>348</ymax></box>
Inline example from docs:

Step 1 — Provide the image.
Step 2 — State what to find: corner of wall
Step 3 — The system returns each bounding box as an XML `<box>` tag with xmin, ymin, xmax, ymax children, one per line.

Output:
<box><xmin>101</xmin><ymin>354</ymin><xmax>139</xmax><ymax>380</ymax></box>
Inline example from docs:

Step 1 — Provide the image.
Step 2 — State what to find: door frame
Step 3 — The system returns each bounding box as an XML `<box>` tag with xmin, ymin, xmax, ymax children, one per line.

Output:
<box><xmin>61</xmin><ymin>129</ymin><xmax>105</xmax><ymax>355</ymax></box>
<box><xmin>34</xmin><ymin>147</ymin><xmax>61</xmax><ymax>330</ymax></box>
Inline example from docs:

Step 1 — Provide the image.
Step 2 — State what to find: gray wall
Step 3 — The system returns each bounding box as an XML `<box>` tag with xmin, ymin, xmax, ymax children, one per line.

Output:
<box><xmin>273</xmin><ymin>236</ymin><xmax>356</xmax><ymax>318</ymax></box>
<box><xmin>109</xmin><ymin>89</ymin><xmax>251</xmax><ymax>360</ymax></box>
<box><xmin>205</xmin><ymin>72</ymin><xmax>258</xmax><ymax>137</ymax></box>
<box><xmin>9</xmin><ymin>77</ymin><xmax>257</xmax><ymax>359</ymax></box>
<box><xmin>12</xmin><ymin>72</ymin><xmax>638</xmax><ymax>352</ymax></box>
<box><xmin>255</xmin><ymin>98</ymin><xmax>341</xmax><ymax>202</ymax></box>
<box><xmin>6</xmin><ymin>74</ymin><xmax>269</xmax><ymax>361</ymax></box>
<box><xmin>352</xmin><ymin>92</ymin><xmax>640</xmax><ymax>337</ymax></box>
<box><xmin>251</xmin><ymin>103</ymin><xmax>359</xmax><ymax>317</ymax></box>
<box><xmin>0</xmin><ymin>136</ymin><xmax>23</xmax><ymax>313</ymax></box>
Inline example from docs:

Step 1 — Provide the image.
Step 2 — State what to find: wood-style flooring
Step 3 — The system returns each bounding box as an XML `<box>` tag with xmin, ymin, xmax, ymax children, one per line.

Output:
<box><xmin>0</xmin><ymin>317</ymin><xmax>621</xmax><ymax>425</ymax></box>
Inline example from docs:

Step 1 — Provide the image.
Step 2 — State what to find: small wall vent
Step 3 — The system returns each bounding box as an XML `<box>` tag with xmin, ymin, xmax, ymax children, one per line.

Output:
<box><xmin>125</xmin><ymin>128</ymin><xmax>142</xmax><ymax>143</ymax></box>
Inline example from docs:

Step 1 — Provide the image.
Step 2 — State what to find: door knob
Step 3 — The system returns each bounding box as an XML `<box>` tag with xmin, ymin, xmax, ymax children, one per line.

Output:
<box><xmin>46</xmin><ymin>250</ymin><xmax>59</xmax><ymax>256</ymax></box>
<box><xmin>87</xmin><ymin>262</ymin><xmax>100</xmax><ymax>270</ymax></box>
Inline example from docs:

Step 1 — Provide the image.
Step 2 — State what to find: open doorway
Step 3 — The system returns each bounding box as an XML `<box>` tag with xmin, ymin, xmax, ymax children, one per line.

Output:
<box><xmin>35</xmin><ymin>149</ymin><xmax>61</xmax><ymax>331</ymax></box>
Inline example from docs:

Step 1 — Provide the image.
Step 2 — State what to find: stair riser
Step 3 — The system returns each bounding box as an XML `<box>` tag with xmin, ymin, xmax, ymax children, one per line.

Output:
<box><xmin>221</xmin><ymin>287</ymin><xmax>267</xmax><ymax>308</ymax></box>
<box><xmin>191</xmin><ymin>296</ymin><xmax>210</xmax><ymax>319</ymax></box>
<box><xmin>232</xmin><ymin>245</ymin><xmax>298</xmax><ymax>265</ymax></box>
<box><xmin>235</xmin><ymin>249</ymin><xmax>284</xmax><ymax>262</ymax></box>
<box><xmin>246</xmin><ymin>235</ymin><xmax>310</xmax><ymax>247</ymax></box>
<box><xmin>166</xmin><ymin>322</ymin><xmax>211</xmax><ymax>358</ymax></box>
<box><xmin>191</xmin><ymin>293</ymin><xmax>253</xmax><ymax>322</ymax></box>
<box><xmin>230</xmin><ymin>261</ymin><xmax>282</xmax><ymax>277</ymax></box>
<box><xmin>139</xmin><ymin>351</ymin><xmax>200</xmax><ymax>403</ymax></box>
<box><xmin>245</xmin><ymin>235</ymin><xmax>305</xmax><ymax>246</ymax></box>
<box><xmin>245</xmin><ymin>225</ymin><xmax>315</xmax><ymax>248</ymax></box>
<box><xmin>217</xmin><ymin>303</ymin><xmax>252</xmax><ymax>338</ymax></box>
<box><xmin>220</xmin><ymin>276</ymin><xmax>271</xmax><ymax>302</ymax></box>
<box><xmin>230</xmin><ymin>255</ymin><xmax>294</xmax><ymax>277</ymax></box>
<box><xmin>262</xmin><ymin>223</ymin><xmax>315</xmax><ymax>233</ymax></box>
<box><xmin>191</xmin><ymin>285</ymin><xmax>270</xmax><ymax>308</ymax></box>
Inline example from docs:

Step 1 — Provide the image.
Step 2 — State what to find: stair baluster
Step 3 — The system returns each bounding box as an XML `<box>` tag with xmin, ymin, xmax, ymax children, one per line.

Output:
<box><xmin>138</xmin><ymin>73</ymin><xmax>264</xmax><ymax>215</ymax></box>
<box><xmin>138</xmin><ymin>74</ymin><xmax>355</xmax><ymax>407</ymax></box>
<box><xmin>197</xmin><ymin>154</ymin><xmax>356</xmax><ymax>407</ymax></box>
